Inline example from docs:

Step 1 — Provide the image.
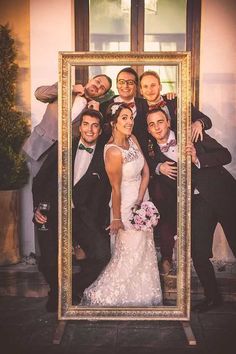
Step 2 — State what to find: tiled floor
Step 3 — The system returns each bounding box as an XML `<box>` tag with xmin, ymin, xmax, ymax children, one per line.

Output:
<box><xmin>0</xmin><ymin>296</ymin><xmax>236</xmax><ymax>354</ymax></box>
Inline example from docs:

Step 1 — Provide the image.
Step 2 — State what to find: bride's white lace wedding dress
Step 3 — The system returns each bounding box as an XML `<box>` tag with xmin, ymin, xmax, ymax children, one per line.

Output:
<box><xmin>81</xmin><ymin>137</ymin><xmax>162</xmax><ymax>306</ymax></box>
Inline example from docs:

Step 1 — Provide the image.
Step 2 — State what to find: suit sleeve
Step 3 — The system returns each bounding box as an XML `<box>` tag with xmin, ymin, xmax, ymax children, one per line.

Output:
<box><xmin>196</xmin><ymin>133</ymin><xmax>232</xmax><ymax>168</ymax></box>
<box><xmin>32</xmin><ymin>143</ymin><xmax>58</xmax><ymax>208</ymax></box>
<box><xmin>146</xmin><ymin>153</ymin><xmax>159</xmax><ymax>176</ymax></box>
<box><xmin>191</xmin><ymin>104</ymin><xmax>212</xmax><ymax>130</ymax></box>
<box><xmin>35</xmin><ymin>83</ymin><xmax>58</xmax><ymax>103</ymax></box>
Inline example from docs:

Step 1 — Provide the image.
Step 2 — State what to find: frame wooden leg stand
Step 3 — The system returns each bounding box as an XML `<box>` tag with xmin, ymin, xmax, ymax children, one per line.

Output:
<box><xmin>53</xmin><ymin>320</ymin><xmax>67</xmax><ymax>344</ymax></box>
<box><xmin>181</xmin><ymin>321</ymin><xmax>197</xmax><ymax>345</ymax></box>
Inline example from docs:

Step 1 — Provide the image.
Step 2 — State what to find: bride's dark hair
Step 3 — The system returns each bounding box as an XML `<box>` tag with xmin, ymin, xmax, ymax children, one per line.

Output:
<box><xmin>103</xmin><ymin>102</ymin><xmax>133</xmax><ymax>138</ymax></box>
<box><xmin>106</xmin><ymin>102</ymin><xmax>132</xmax><ymax>125</ymax></box>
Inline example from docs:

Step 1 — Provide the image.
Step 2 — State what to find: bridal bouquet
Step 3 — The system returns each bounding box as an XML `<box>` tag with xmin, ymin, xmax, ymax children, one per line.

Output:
<box><xmin>129</xmin><ymin>201</ymin><xmax>160</xmax><ymax>232</ymax></box>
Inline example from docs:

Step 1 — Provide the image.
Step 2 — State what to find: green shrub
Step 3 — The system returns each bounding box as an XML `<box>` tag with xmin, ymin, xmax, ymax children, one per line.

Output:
<box><xmin>0</xmin><ymin>24</ymin><xmax>29</xmax><ymax>190</ymax></box>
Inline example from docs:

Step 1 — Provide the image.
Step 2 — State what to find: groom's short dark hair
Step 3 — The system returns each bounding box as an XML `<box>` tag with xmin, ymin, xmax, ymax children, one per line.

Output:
<box><xmin>146</xmin><ymin>108</ymin><xmax>169</xmax><ymax>122</ymax></box>
<box><xmin>79</xmin><ymin>109</ymin><xmax>104</xmax><ymax>126</ymax></box>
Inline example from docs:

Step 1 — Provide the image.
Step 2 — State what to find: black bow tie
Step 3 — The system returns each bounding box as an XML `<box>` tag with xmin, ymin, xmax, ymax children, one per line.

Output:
<box><xmin>78</xmin><ymin>143</ymin><xmax>93</xmax><ymax>154</ymax></box>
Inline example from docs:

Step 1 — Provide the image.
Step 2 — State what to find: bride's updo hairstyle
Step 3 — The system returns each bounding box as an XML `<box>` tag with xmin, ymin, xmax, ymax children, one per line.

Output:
<box><xmin>106</xmin><ymin>102</ymin><xmax>132</xmax><ymax>126</ymax></box>
<box><xmin>103</xmin><ymin>102</ymin><xmax>133</xmax><ymax>137</ymax></box>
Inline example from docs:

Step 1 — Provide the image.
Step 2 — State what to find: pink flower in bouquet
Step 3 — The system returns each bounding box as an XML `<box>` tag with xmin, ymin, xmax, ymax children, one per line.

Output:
<box><xmin>133</xmin><ymin>214</ymin><xmax>143</xmax><ymax>226</ymax></box>
<box><xmin>150</xmin><ymin>215</ymin><xmax>158</xmax><ymax>226</ymax></box>
<box><xmin>129</xmin><ymin>200</ymin><xmax>160</xmax><ymax>232</ymax></box>
<box><xmin>146</xmin><ymin>207</ymin><xmax>155</xmax><ymax>217</ymax></box>
<box><xmin>136</xmin><ymin>208</ymin><xmax>146</xmax><ymax>218</ymax></box>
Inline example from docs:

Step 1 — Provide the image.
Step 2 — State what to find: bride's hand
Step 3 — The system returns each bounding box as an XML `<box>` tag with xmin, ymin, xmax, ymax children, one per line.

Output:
<box><xmin>132</xmin><ymin>199</ymin><xmax>142</xmax><ymax>212</ymax></box>
<box><xmin>107</xmin><ymin>219</ymin><xmax>124</xmax><ymax>236</ymax></box>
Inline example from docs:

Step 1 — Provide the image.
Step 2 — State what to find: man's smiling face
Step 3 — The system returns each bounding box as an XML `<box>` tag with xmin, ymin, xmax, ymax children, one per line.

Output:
<box><xmin>79</xmin><ymin>115</ymin><xmax>101</xmax><ymax>146</ymax></box>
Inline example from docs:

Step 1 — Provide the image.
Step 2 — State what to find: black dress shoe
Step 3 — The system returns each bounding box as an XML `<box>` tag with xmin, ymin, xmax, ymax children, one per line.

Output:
<box><xmin>192</xmin><ymin>296</ymin><xmax>222</xmax><ymax>313</ymax></box>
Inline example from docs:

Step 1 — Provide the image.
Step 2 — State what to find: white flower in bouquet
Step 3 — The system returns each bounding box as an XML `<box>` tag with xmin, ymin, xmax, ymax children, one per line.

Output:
<box><xmin>129</xmin><ymin>200</ymin><xmax>160</xmax><ymax>232</ymax></box>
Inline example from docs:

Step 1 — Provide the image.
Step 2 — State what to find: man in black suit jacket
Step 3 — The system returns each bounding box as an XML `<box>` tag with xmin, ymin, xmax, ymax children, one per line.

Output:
<box><xmin>147</xmin><ymin>108</ymin><xmax>236</xmax><ymax>311</ymax></box>
<box><xmin>33</xmin><ymin>109</ymin><xmax>111</xmax><ymax>312</ymax></box>
<box><xmin>100</xmin><ymin>67</ymin><xmax>149</xmax><ymax>154</ymax></box>
<box><xmin>140</xmin><ymin>70</ymin><xmax>212</xmax><ymax>275</ymax></box>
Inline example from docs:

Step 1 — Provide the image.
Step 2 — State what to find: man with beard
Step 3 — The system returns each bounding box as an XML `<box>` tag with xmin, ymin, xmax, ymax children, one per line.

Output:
<box><xmin>23</xmin><ymin>74</ymin><xmax>112</xmax><ymax>176</ymax></box>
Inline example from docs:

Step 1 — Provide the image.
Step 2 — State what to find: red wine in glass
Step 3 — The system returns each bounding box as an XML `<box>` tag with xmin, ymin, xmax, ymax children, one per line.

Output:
<box><xmin>38</xmin><ymin>202</ymin><xmax>50</xmax><ymax>231</ymax></box>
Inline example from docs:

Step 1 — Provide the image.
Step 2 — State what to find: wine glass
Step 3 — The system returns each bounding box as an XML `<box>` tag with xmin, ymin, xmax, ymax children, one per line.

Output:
<box><xmin>38</xmin><ymin>202</ymin><xmax>50</xmax><ymax>231</ymax></box>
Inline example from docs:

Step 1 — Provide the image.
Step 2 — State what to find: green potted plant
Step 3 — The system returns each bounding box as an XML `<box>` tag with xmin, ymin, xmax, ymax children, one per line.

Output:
<box><xmin>0</xmin><ymin>24</ymin><xmax>29</xmax><ymax>265</ymax></box>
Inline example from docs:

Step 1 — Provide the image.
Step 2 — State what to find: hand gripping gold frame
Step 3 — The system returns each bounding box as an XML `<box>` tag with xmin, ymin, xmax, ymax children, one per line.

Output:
<box><xmin>58</xmin><ymin>52</ymin><xmax>191</xmax><ymax>321</ymax></box>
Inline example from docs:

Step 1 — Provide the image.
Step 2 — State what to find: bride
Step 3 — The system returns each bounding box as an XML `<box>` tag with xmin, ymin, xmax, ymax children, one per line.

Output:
<box><xmin>81</xmin><ymin>102</ymin><xmax>162</xmax><ymax>306</ymax></box>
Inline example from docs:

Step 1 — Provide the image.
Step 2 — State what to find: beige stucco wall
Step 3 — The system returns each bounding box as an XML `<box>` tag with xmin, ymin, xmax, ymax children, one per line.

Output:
<box><xmin>200</xmin><ymin>0</ymin><xmax>236</xmax><ymax>261</ymax></box>
<box><xmin>200</xmin><ymin>0</ymin><xmax>236</xmax><ymax>177</ymax></box>
<box><xmin>0</xmin><ymin>0</ymin><xmax>74</xmax><ymax>256</ymax></box>
<box><xmin>30</xmin><ymin>0</ymin><xmax>74</xmax><ymax>128</ymax></box>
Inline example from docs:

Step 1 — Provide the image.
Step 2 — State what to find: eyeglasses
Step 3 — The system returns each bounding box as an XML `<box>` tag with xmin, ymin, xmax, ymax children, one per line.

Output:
<box><xmin>118</xmin><ymin>79</ymin><xmax>136</xmax><ymax>86</ymax></box>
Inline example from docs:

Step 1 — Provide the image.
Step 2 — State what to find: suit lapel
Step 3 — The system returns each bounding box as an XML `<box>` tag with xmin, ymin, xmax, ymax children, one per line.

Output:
<box><xmin>73</xmin><ymin>140</ymin><xmax>102</xmax><ymax>189</ymax></box>
<box><xmin>72</xmin><ymin>138</ymin><xmax>79</xmax><ymax>185</ymax></box>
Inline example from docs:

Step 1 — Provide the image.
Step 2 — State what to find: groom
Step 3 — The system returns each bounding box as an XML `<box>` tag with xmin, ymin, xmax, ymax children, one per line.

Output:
<box><xmin>33</xmin><ymin>109</ymin><xmax>111</xmax><ymax>311</ymax></box>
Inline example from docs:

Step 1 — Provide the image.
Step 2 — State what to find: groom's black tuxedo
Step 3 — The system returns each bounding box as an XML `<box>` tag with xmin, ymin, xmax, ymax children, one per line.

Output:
<box><xmin>148</xmin><ymin>131</ymin><xmax>236</xmax><ymax>300</ymax></box>
<box><xmin>147</xmin><ymin>134</ymin><xmax>178</xmax><ymax>263</ymax></box>
<box><xmin>32</xmin><ymin>137</ymin><xmax>111</xmax><ymax>299</ymax></box>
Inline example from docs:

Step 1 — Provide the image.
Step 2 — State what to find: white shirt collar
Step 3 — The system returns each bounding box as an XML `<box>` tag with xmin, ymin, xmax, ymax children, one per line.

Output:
<box><xmin>78</xmin><ymin>139</ymin><xmax>96</xmax><ymax>150</ymax></box>
<box><xmin>158</xmin><ymin>130</ymin><xmax>176</xmax><ymax>147</ymax></box>
<box><xmin>114</xmin><ymin>96</ymin><xmax>135</xmax><ymax>104</ymax></box>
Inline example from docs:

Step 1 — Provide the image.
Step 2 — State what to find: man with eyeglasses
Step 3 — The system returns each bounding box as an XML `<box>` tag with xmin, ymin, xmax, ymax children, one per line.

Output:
<box><xmin>100</xmin><ymin>67</ymin><xmax>149</xmax><ymax>154</ymax></box>
<box><xmin>23</xmin><ymin>74</ymin><xmax>112</xmax><ymax>176</ymax></box>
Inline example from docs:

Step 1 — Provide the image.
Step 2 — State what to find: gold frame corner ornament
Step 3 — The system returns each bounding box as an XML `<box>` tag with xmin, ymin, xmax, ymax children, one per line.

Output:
<box><xmin>58</xmin><ymin>52</ymin><xmax>191</xmax><ymax>321</ymax></box>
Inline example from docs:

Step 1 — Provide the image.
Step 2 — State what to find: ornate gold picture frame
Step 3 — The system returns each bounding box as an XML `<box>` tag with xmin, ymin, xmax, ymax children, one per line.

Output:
<box><xmin>58</xmin><ymin>52</ymin><xmax>191</xmax><ymax>321</ymax></box>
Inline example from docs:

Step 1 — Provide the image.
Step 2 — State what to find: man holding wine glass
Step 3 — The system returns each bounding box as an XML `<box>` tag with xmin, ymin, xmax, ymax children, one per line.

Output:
<box><xmin>33</xmin><ymin>109</ymin><xmax>111</xmax><ymax>312</ymax></box>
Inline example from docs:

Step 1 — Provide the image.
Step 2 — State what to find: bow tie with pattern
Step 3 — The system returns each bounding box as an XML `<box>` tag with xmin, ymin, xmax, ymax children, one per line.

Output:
<box><xmin>125</xmin><ymin>102</ymin><xmax>135</xmax><ymax>109</ymax></box>
<box><xmin>160</xmin><ymin>139</ymin><xmax>177</xmax><ymax>153</ymax></box>
<box><xmin>78</xmin><ymin>143</ymin><xmax>93</xmax><ymax>154</ymax></box>
<box><xmin>148</xmin><ymin>99</ymin><xmax>167</xmax><ymax>111</ymax></box>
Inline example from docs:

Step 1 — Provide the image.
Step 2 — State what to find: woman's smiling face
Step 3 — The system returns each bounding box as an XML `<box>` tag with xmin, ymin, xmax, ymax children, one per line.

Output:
<box><xmin>115</xmin><ymin>108</ymin><xmax>134</xmax><ymax>136</ymax></box>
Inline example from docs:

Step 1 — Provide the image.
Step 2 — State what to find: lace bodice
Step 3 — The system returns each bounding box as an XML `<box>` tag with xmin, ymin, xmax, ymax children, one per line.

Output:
<box><xmin>104</xmin><ymin>137</ymin><xmax>148</xmax><ymax>229</ymax></box>
<box><xmin>104</xmin><ymin>137</ymin><xmax>143</xmax><ymax>179</ymax></box>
